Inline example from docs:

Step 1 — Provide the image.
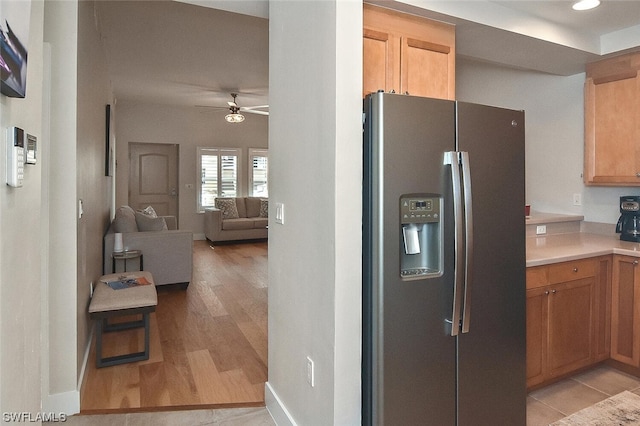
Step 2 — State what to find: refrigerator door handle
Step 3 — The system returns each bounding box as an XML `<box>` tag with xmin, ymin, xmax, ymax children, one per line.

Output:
<box><xmin>460</xmin><ymin>151</ymin><xmax>473</xmax><ymax>333</ymax></box>
<box><xmin>444</xmin><ymin>151</ymin><xmax>464</xmax><ymax>336</ymax></box>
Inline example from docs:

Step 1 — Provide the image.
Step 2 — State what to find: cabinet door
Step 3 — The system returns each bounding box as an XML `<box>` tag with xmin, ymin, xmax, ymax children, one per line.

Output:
<box><xmin>584</xmin><ymin>52</ymin><xmax>640</xmax><ymax>186</ymax></box>
<box><xmin>400</xmin><ymin>36</ymin><xmax>454</xmax><ymax>99</ymax></box>
<box><xmin>546</xmin><ymin>278</ymin><xmax>595</xmax><ymax>377</ymax></box>
<box><xmin>611</xmin><ymin>255</ymin><xmax>640</xmax><ymax>366</ymax></box>
<box><xmin>526</xmin><ymin>287</ymin><xmax>548</xmax><ymax>388</ymax></box>
<box><xmin>587</xmin><ymin>76</ymin><xmax>640</xmax><ymax>183</ymax></box>
<box><xmin>594</xmin><ymin>256</ymin><xmax>612</xmax><ymax>361</ymax></box>
<box><xmin>363</xmin><ymin>27</ymin><xmax>399</xmax><ymax>98</ymax></box>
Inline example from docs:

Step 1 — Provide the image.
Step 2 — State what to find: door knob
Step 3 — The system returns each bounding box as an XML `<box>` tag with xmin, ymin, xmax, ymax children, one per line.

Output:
<box><xmin>170</xmin><ymin>188</ymin><xmax>177</xmax><ymax>196</ymax></box>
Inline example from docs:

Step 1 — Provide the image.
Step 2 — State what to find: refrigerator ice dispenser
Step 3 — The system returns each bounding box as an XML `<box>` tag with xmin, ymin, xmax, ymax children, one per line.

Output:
<box><xmin>400</xmin><ymin>194</ymin><xmax>442</xmax><ymax>279</ymax></box>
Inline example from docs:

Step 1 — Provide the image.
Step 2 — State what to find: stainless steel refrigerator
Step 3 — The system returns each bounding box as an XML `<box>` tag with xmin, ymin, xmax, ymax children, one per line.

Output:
<box><xmin>362</xmin><ymin>92</ymin><xmax>526</xmax><ymax>425</ymax></box>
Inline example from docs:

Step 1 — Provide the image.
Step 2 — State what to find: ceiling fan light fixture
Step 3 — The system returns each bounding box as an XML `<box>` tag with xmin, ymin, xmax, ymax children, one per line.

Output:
<box><xmin>225</xmin><ymin>112</ymin><xmax>245</xmax><ymax>123</ymax></box>
<box><xmin>572</xmin><ymin>0</ymin><xmax>600</xmax><ymax>11</ymax></box>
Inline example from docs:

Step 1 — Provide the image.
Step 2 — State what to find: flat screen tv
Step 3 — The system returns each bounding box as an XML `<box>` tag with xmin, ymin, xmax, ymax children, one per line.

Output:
<box><xmin>1</xmin><ymin>3</ymin><xmax>30</xmax><ymax>98</ymax></box>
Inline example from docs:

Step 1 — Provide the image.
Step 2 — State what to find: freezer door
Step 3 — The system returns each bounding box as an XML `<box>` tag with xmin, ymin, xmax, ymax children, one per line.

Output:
<box><xmin>455</xmin><ymin>102</ymin><xmax>527</xmax><ymax>426</ymax></box>
<box><xmin>363</xmin><ymin>93</ymin><xmax>458</xmax><ymax>425</ymax></box>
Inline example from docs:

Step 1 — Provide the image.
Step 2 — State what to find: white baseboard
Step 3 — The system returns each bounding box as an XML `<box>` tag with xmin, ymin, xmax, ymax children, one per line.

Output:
<box><xmin>42</xmin><ymin>390</ymin><xmax>80</xmax><ymax>416</ymax></box>
<box><xmin>41</xmin><ymin>329</ymin><xmax>89</xmax><ymax>416</ymax></box>
<box><xmin>265</xmin><ymin>382</ymin><xmax>297</xmax><ymax>426</ymax></box>
<box><xmin>77</xmin><ymin>327</ymin><xmax>93</xmax><ymax>403</ymax></box>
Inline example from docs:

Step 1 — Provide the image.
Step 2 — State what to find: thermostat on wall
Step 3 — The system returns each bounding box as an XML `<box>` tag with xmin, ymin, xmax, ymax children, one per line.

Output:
<box><xmin>6</xmin><ymin>126</ymin><xmax>25</xmax><ymax>187</ymax></box>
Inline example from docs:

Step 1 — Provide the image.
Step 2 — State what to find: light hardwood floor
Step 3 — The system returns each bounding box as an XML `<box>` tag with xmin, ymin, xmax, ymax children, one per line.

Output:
<box><xmin>81</xmin><ymin>240</ymin><xmax>268</xmax><ymax>413</ymax></box>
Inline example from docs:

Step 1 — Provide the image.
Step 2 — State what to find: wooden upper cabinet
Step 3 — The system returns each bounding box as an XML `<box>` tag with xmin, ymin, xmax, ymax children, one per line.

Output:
<box><xmin>584</xmin><ymin>52</ymin><xmax>640</xmax><ymax>185</ymax></box>
<box><xmin>363</xmin><ymin>4</ymin><xmax>455</xmax><ymax>100</ymax></box>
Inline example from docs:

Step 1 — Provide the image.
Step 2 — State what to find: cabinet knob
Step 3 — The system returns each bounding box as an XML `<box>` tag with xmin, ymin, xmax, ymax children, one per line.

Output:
<box><xmin>573</xmin><ymin>267</ymin><xmax>578</xmax><ymax>272</ymax></box>
<box><xmin>634</xmin><ymin>260</ymin><xmax>639</xmax><ymax>266</ymax></box>
<box><xmin>552</xmin><ymin>289</ymin><xmax>557</xmax><ymax>294</ymax></box>
<box><xmin>636</xmin><ymin>173</ymin><xmax>640</xmax><ymax>177</ymax></box>
<box><xmin>545</xmin><ymin>290</ymin><xmax>549</xmax><ymax>295</ymax></box>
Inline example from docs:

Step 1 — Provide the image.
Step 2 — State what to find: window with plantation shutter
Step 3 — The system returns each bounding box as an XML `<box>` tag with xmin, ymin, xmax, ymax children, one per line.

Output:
<box><xmin>197</xmin><ymin>147</ymin><xmax>241</xmax><ymax>212</ymax></box>
<box><xmin>249</xmin><ymin>148</ymin><xmax>268</xmax><ymax>197</ymax></box>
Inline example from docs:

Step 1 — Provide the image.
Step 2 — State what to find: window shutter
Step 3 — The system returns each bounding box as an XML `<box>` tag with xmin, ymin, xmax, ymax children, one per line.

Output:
<box><xmin>220</xmin><ymin>153</ymin><xmax>238</xmax><ymax>197</ymax></box>
<box><xmin>251</xmin><ymin>155</ymin><xmax>268</xmax><ymax>197</ymax></box>
<box><xmin>201</xmin><ymin>154</ymin><xmax>218</xmax><ymax>208</ymax></box>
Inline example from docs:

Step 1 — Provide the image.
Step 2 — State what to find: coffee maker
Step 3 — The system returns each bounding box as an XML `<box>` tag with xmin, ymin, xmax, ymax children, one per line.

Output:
<box><xmin>616</xmin><ymin>196</ymin><xmax>640</xmax><ymax>242</ymax></box>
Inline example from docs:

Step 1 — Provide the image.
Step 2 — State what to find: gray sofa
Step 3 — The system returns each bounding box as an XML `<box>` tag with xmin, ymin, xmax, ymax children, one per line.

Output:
<box><xmin>204</xmin><ymin>197</ymin><xmax>268</xmax><ymax>242</ymax></box>
<box><xmin>104</xmin><ymin>206</ymin><xmax>193</xmax><ymax>288</ymax></box>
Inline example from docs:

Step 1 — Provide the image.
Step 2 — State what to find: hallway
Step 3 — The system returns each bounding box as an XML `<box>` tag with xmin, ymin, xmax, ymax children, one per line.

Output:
<box><xmin>81</xmin><ymin>241</ymin><xmax>268</xmax><ymax>412</ymax></box>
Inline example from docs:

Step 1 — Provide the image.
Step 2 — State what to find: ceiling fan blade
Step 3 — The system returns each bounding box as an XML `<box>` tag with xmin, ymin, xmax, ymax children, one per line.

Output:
<box><xmin>240</xmin><ymin>108</ymin><xmax>269</xmax><ymax>116</ymax></box>
<box><xmin>240</xmin><ymin>105</ymin><xmax>269</xmax><ymax>115</ymax></box>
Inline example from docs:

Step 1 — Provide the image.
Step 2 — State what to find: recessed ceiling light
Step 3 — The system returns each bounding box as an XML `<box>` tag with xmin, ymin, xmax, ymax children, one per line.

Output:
<box><xmin>572</xmin><ymin>0</ymin><xmax>600</xmax><ymax>11</ymax></box>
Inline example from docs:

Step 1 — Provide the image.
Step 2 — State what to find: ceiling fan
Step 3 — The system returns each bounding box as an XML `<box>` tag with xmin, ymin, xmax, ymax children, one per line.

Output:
<box><xmin>224</xmin><ymin>93</ymin><xmax>269</xmax><ymax>123</ymax></box>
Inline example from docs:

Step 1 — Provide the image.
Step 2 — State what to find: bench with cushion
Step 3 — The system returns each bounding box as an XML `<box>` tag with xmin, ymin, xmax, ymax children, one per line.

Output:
<box><xmin>89</xmin><ymin>271</ymin><xmax>158</xmax><ymax>368</ymax></box>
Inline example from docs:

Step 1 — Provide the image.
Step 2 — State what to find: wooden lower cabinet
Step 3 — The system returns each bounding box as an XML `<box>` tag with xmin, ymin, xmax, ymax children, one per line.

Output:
<box><xmin>611</xmin><ymin>255</ymin><xmax>640</xmax><ymax>366</ymax></box>
<box><xmin>526</xmin><ymin>256</ymin><xmax>611</xmax><ymax>389</ymax></box>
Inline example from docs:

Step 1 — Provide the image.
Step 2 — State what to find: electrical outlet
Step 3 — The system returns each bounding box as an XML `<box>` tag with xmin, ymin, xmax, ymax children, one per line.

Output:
<box><xmin>573</xmin><ymin>193</ymin><xmax>582</xmax><ymax>206</ymax></box>
<box><xmin>536</xmin><ymin>225</ymin><xmax>547</xmax><ymax>235</ymax></box>
<box><xmin>306</xmin><ymin>356</ymin><xmax>315</xmax><ymax>387</ymax></box>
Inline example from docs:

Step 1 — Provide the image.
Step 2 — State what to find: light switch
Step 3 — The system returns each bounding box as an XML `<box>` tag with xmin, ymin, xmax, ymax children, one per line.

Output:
<box><xmin>275</xmin><ymin>202</ymin><xmax>284</xmax><ymax>224</ymax></box>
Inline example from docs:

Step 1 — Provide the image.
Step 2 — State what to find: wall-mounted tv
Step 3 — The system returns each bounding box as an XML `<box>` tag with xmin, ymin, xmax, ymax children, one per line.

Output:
<box><xmin>1</xmin><ymin>2</ymin><xmax>30</xmax><ymax>98</ymax></box>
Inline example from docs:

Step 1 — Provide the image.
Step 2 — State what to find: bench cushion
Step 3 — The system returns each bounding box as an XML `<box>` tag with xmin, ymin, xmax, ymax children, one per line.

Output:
<box><xmin>90</xmin><ymin>272</ymin><xmax>157</xmax><ymax>313</ymax></box>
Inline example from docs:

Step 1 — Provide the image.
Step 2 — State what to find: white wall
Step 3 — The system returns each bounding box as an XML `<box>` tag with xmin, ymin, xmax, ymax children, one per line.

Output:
<box><xmin>266</xmin><ymin>1</ymin><xmax>362</xmax><ymax>425</ymax></box>
<box><xmin>42</xmin><ymin>0</ymin><xmax>79</xmax><ymax>410</ymax></box>
<box><xmin>114</xmin><ymin>102</ymin><xmax>268</xmax><ymax>237</ymax></box>
<box><xmin>456</xmin><ymin>57</ymin><xmax>630</xmax><ymax>225</ymax></box>
<box><xmin>0</xmin><ymin>0</ymin><xmax>44</xmax><ymax>417</ymax></box>
<box><xmin>76</xmin><ymin>0</ymin><xmax>114</xmax><ymax>385</ymax></box>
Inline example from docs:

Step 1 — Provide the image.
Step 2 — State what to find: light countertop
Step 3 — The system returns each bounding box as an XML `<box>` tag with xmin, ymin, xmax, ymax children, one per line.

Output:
<box><xmin>526</xmin><ymin>232</ymin><xmax>640</xmax><ymax>267</ymax></box>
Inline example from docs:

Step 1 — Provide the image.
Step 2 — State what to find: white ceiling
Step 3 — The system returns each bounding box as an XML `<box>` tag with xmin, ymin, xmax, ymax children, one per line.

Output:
<box><xmin>94</xmin><ymin>0</ymin><xmax>269</xmax><ymax>110</ymax></box>
<box><xmin>93</xmin><ymin>1</ymin><xmax>640</xmax><ymax>109</ymax></box>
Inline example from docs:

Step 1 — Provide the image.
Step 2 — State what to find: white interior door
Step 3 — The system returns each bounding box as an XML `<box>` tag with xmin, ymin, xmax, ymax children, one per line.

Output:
<box><xmin>129</xmin><ymin>142</ymin><xmax>179</xmax><ymax>220</ymax></box>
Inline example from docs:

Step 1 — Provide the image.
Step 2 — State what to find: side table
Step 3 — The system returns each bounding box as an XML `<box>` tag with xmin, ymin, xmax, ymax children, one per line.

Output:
<box><xmin>112</xmin><ymin>250</ymin><xmax>143</xmax><ymax>273</ymax></box>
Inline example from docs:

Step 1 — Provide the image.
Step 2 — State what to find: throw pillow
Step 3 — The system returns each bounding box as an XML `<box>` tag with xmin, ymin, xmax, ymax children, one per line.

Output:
<box><xmin>135</xmin><ymin>211</ymin><xmax>168</xmax><ymax>231</ymax></box>
<box><xmin>138</xmin><ymin>205</ymin><xmax>158</xmax><ymax>218</ymax></box>
<box><xmin>215</xmin><ymin>198</ymin><xmax>239</xmax><ymax>219</ymax></box>
<box><xmin>112</xmin><ymin>206</ymin><xmax>138</xmax><ymax>233</ymax></box>
<box><xmin>259</xmin><ymin>199</ymin><xmax>268</xmax><ymax>218</ymax></box>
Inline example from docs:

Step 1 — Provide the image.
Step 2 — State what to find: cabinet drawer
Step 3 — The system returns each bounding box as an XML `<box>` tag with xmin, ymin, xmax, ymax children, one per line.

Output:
<box><xmin>548</xmin><ymin>259</ymin><xmax>596</xmax><ymax>284</ymax></box>
<box><xmin>526</xmin><ymin>267</ymin><xmax>549</xmax><ymax>290</ymax></box>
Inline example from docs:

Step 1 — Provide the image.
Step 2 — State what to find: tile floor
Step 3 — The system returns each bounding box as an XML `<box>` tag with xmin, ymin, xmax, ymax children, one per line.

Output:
<box><xmin>527</xmin><ymin>364</ymin><xmax>640</xmax><ymax>425</ymax></box>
